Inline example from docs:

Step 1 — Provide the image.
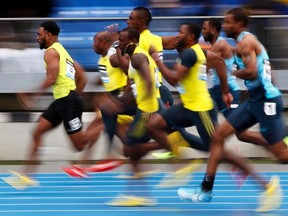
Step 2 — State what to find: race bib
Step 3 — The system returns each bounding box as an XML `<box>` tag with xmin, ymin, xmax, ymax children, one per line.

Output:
<box><xmin>264</xmin><ymin>102</ymin><xmax>276</xmax><ymax>116</ymax></box>
<box><xmin>66</xmin><ymin>59</ymin><xmax>75</xmax><ymax>80</ymax></box>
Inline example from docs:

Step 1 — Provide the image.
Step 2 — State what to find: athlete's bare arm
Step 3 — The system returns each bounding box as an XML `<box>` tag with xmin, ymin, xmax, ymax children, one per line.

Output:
<box><xmin>74</xmin><ymin>61</ymin><xmax>88</xmax><ymax>94</ymax></box>
<box><xmin>151</xmin><ymin>52</ymin><xmax>188</xmax><ymax>86</ymax></box>
<box><xmin>161</xmin><ymin>35</ymin><xmax>177</xmax><ymax>50</ymax></box>
<box><xmin>233</xmin><ymin>35</ymin><xmax>259</xmax><ymax>80</ymax></box>
<box><xmin>131</xmin><ymin>53</ymin><xmax>154</xmax><ymax>96</ymax></box>
<box><xmin>212</xmin><ymin>39</ymin><xmax>234</xmax><ymax>59</ymax></box>
<box><xmin>206</xmin><ymin>50</ymin><xmax>233</xmax><ymax>107</ymax></box>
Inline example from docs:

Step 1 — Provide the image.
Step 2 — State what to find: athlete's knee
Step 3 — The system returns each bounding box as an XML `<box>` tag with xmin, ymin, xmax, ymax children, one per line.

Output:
<box><xmin>69</xmin><ymin>133</ymin><xmax>88</xmax><ymax>152</ymax></box>
<box><xmin>277</xmin><ymin>155</ymin><xmax>288</xmax><ymax>164</ymax></box>
<box><xmin>146</xmin><ymin>114</ymin><xmax>165</xmax><ymax>132</ymax></box>
<box><xmin>211</xmin><ymin>132</ymin><xmax>225</xmax><ymax>146</ymax></box>
<box><xmin>123</xmin><ymin>145</ymin><xmax>137</xmax><ymax>159</ymax></box>
<box><xmin>71</xmin><ymin>141</ymin><xmax>86</xmax><ymax>152</ymax></box>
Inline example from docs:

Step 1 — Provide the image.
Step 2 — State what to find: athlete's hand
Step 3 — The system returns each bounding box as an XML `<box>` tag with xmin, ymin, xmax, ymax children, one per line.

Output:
<box><xmin>222</xmin><ymin>92</ymin><xmax>233</xmax><ymax>108</ymax></box>
<box><xmin>105</xmin><ymin>23</ymin><xmax>119</xmax><ymax>42</ymax></box>
<box><xmin>105</xmin><ymin>23</ymin><xmax>118</xmax><ymax>33</ymax></box>
<box><xmin>16</xmin><ymin>92</ymin><xmax>34</xmax><ymax>109</ymax></box>
<box><xmin>151</xmin><ymin>52</ymin><xmax>160</xmax><ymax>62</ymax></box>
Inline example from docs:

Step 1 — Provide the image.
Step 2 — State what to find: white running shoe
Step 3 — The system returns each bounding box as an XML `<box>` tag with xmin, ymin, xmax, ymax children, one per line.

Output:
<box><xmin>2</xmin><ymin>170</ymin><xmax>39</xmax><ymax>190</ymax></box>
<box><xmin>255</xmin><ymin>175</ymin><xmax>283</xmax><ymax>212</ymax></box>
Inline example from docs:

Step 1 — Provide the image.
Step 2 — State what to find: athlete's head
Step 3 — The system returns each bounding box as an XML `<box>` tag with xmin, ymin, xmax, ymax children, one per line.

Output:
<box><xmin>176</xmin><ymin>22</ymin><xmax>201</xmax><ymax>50</ymax></box>
<box><xmin>127</xmin><ymin>6</ymin><xmax>152</xmax><ymax>32</ymax></box>
<box><xmin>202</xmin><ymin>18</ymin><xmax>221</xmax><ymax>43</ymax></box>
<box><xmin>93</xmin><ymin>31</ymin><xmax>111</xmax><ymax>56</ymax></box>
<box><xmin>37</xmin><ymin>21</ymin><xmax>60</xmax><ymax>49</ymax></box>
<box><xmin>119</xmin><ymin>27</ymin><xmax>140</xmax><ymax>56</ymax></box>
<box><xmin>222</xmin><ymin>7</ymin><xmax>249</xmax><ymax>39</ymax></box>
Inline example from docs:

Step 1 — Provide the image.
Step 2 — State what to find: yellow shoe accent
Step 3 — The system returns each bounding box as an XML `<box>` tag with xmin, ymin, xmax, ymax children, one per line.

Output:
<box><xmin>167</xmin><ymin>131</ymin><xmax>190</xmax><ymax>155</ymax></box>
<box><xmin>255</xmin><ymin>175</ymin><xmax>283</xmax><ymax>212</ymax></box>
<box><xmin>2</xmin><ymin>171</ymin><xmax>39</xmax><ymax>190</ymax></box>
<box><xmin>105</xmin><ymin>194</ymin><xmax>156</xmax><ymax>206</ymax></box>
<box><xmin>283</xmin><ymin>136</ymin><xmax>288</xmax><ymax>148</ymax></box>
<box><xmin>155</xmin><ymin>159</ymin><xmax>203</xmax><ymax>188</ymax></box>
<box><xmin>152</xmin><ymin>151</ymin><xmax>176</xmax><ymax>159</ymax></box>
<box><xmin>117</xmin><ymin>115</ymin><xmax>133</xmax><ymax>125</ymax></box>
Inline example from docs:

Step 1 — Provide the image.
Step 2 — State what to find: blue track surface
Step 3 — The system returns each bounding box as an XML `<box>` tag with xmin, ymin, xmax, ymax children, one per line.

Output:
<box><xmin>0</xmin><ymin>170</ymin><xmax>287</xmax><ymax>216</ymax></box>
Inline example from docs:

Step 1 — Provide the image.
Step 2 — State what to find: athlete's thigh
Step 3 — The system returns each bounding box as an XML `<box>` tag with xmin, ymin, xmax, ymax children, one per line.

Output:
<box><xmin>227</xmin><ymin>100</ymin><xmax>257</xmax><ymax>132</ymax></box>
<box><xmin>223</xmin><ymin>89</ymin><xmax>241</xmax><ymax>118</ymax></box>
<box><xmin>126</xmin><ymin>109</ymin><xmax>150</xmax><ymax>145</ymax></box>
<box><xmin>161</xmin><ymin>103</ymin><xmax>194</xmax><ymax>128</ymax></box>
<box><xmin>193</xmin><ymin>108</ymin><xmax>218</xmax><ymax>146</ymax></box>
<box><xmin>256</xmin><ymin>96</ymin><xmax>287</xmax><ymax>144</ymax></box>
<box><xmin>57</xmin><ymin>91</ymin><xmax>84</xmax><ymax>134</ymax></box>
<box><xmin>41</xmin><ymin>101</ymin><xmax>62</xmax><ymax>127</ymax></box>
<box><xmin>34</xmin><ymin>116</ymin><xmax>55</xmax><ymax>135</ymax></box>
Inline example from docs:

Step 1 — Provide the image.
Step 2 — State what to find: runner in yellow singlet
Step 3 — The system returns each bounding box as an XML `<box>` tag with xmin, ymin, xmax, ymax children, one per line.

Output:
<box><xmin>5</xmin><ymin>21</ymin><xmax>99</xmax><ymax>188</ymax></box>
<box><xmin>105</xmin><ymin>27</ymin><xmax>166</xmax><ymax>207</ymax></box>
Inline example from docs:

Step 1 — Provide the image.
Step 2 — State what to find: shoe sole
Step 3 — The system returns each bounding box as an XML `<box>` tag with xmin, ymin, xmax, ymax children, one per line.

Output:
<box><xmin>59</xmin><ymin>167</ymin><xmax>89</xmax><ymax>178</ymax></box>
<box><xmin>155</xmin><ymin>160</ymin><xmax>203</xmax><ymax>188</ymax></box>
<box><xmin>85</xmin><ymin>160</ymin><xmax>123</xmax><ymax>172</ymax></box>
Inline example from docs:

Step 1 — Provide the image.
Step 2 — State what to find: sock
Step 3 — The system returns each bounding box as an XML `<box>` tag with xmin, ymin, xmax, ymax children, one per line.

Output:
<box><xmin>201</xmin><ymin>173</ymin><xmax>215</xmax><ymax>192</ymax></box>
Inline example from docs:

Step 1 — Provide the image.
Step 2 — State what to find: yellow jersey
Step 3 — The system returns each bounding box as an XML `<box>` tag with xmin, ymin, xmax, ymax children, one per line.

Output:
<box><xmin>98</xmin><ymin>47</ymin><xmax>127</xmax><ymax>92</ymax></box>
<box><xmin>177</xmin><ymin>44</ymin><xmax>213</xmax><ymax>111</ymax></box>
<box><xmin>128</xmin><ymin>46</ymin><xmax>159</xmax><ymax>113</ymax></box>
<box><xmin>46</xmin><ymin>42</ymin><xmax>76</xmax><ymax>99</ymax></box>
<box><xmin>139</xmin><ymin>30</ymin><xmax>163</xmax><ymax>97</ymax></box>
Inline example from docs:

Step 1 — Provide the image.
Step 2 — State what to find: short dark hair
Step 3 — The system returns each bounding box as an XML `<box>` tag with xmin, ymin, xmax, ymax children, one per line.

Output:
<box><xmin>133</xmin><ymin>6</ymin><xmax>152</xmax><ymax>25</ymax></box>
<box><xmin>183</xmin><ymin>22</ymin><xmax>201</xmax><ymax>41</ymax></box>
<box><xmin>206</xmin><ymin>18</ymin><xmax>222</xmax><ymax>33</ymax></box>
<box><xmin>226</xmin><ymin>8</ymin><xmax>249</xmax><ymax>27</ymax></box>
<box><xmin>40</xmin><ymin>21</ymin><xmax>60</xmax><ymax>35</ymax></box>
<box><xmin>121</xmin><ymin>27</ymin><xmax>140</xmax><ymax>43</ymax></box>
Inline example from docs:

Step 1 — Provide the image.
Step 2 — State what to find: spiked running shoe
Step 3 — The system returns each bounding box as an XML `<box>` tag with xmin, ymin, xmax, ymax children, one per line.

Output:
<box><xmin>177</xmin><ymin>186</ymin><xmax>212</xmax><ymax>202</ymax></box>
<box><xmin>86</xmin><ymin>160</ymin><xmax>123</xmax><ymax>172</ymax></box>
<box><xmin>60</xmin><ymin>166</ymin><xmax>89</xmax><ymax>178</ymax></box>
<box><xmin>105</xmin><ymin>194</ymin><xmax>157</xmax><ymax>207</ymax></box>
<box><xmin>152</xmin><ymin>151</ymin><xmax>176</xmax><ymax>159</ymax></box>
<box><xmin>229</xmin><ymin>166</ymin><xmax>248</xmax><ymax>190</ymax></box>
<box><xmin>2</xmin><ymin>171</ymin><xmax>39</xmax><ymax>190</ymax></box>
<box><xmin>255</xmin><ymin>175</ymin><xmax>283</xmax><ymax>212</ymax></box>
<box><xmin>156</xmin><ymin>160</ymin><xmax>202</xmax><ymax>188</ymax></box>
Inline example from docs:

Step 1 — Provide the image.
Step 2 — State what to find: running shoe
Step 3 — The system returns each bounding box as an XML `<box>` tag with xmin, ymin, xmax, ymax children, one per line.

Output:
<box><xmin>60</xmin><ymin>166</ymin><xmax>89</xmax><ymax>178</ymax></box>
<box><xmin>229</xmin><ymin>166</ymin><xmax>248</xmax><ymax>189</ymax></box>
<box><xmin>152</xmin><ymin>151</ymin><xmax>176</xmax><ymax>159</ymax></box>
<box><xmin>283</xmin><ymin>136</ymin><xmax>288</xmax><ymax>147</ymax></box>
<box><xmin>105</xmin><ymin>194</ymin><xmax>157</xmax><ymax>207</ymax></box>
<box><xmin>2</xmin><ymin>171</ymin><xmax>39</xmax><ymax>190</ymax></box>
<box><xmin>177</xmin><ymin>186</ymin><xmax>212</xmax><ymax>202</ymax></box>
<box><xmin>156</xmin><ymin>160</ymin><xmax>202</xmax><ymax>188</ymax></box>
<box><xmin>255</xmin><ymin>175</ymin><xmax>283</xmax><ymax>212</ymax></box>
<box><xmin>86</xmin><ymin>160</ymin><xmax>123</xmax><ymax>172</ymax></box>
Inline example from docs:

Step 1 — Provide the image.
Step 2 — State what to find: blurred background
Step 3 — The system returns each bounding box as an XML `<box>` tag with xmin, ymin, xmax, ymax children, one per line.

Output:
<box><xmin>0</xmin><ymin>0</ymin><xmax>287</xmax><ymax>161</ymax></box>
<box><xmin>0</xmin><ymin>0</ymin><xmax>288</xmax><ymax>111</ymax></box>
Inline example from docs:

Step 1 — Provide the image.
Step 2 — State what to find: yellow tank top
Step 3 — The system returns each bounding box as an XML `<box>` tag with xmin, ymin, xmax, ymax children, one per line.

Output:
<box><xmin>177</xmin><ymin>44</ymin><xmax>213</xmax><ymax>111</ymax></box>
<box><xmin>98</xmin><ymin>47</ymin><xmax>127</xmax><ymax>92</ymax></box>
<box><xmin>128</xmin><ymin>46</ymin><xmax>159</xmax><ymax>113</ymax></box>
<box><xmin>46</xmin><ymin>42</ymin><xmax>76</xmax><ymax>99</ymax></box>
<box><xmin>139</xmin><ymin>30</ymin><xmax>163</xmax><ymax>98</ymax></box>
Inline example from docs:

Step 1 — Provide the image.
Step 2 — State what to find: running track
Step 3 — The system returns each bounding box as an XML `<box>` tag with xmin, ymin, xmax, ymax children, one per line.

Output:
<box><xmin>0</xmin><ymin>166</ymin><xmax>286</xmax><ymax>216</ymax></box>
